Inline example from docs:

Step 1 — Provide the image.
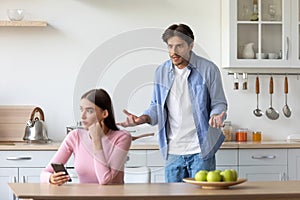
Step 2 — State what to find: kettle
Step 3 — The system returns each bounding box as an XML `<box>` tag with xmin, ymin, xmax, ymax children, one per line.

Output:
<box><xmin>23</xmin><ymin>107</ymin><xmax>51</xmax><ymax>143</ymax></box>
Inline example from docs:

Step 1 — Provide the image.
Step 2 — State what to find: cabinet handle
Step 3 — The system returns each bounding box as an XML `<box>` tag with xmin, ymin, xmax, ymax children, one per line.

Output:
<box><xmin>251</xmin><ymin>155</ymin><xmax>276</xmax><ymax>159</ymax></box>
<box><xmin>12</xmin><ymin>176</ymin><xmax>17</xmax><ymax>200</ymax></box>
<box><xmin>286</xmin><ymin>37</ymin><xmax>289</xmax><ymax>60</ymax></box>
<box><xmin>22</xmin><ymin>176</ymin><xmax>27</xmax><ymax>183</ymax></box>
<box><xmin>6</xmin><ymin>156</ymin><xmax>32</xmax><ymax>160</ymax></box>
<box><xmin>281</xmin><ymin>172</ymin><xmax>287</xmax><ymax>181</ymax></box>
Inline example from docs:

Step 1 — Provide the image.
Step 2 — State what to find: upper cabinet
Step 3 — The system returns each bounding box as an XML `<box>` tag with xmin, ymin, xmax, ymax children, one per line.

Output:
<box><xmin>222</xmin><ymin>0</ymin><xmax>300</xmax><ymax>68</ymax></box>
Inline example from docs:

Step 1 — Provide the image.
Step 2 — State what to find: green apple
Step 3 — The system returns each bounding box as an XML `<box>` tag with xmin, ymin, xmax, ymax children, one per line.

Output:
<box><xmin>220</xmin><ymin>169</ymin><xmax>234</xmax><ymax>182</ymax></box>
<box><xmin>206</xmin><ymin>171</ymin><xmax>222</xmax><ymax>182</ymax></box>
<box><xmin>230</xmin><ymin>169</ymin><xmax>238</xmax><ymax>181</ymax></box>
<box><xmin>194</xmin><ymin>170</ymin><xmax>208</xmax><ymax>181</ymax></box>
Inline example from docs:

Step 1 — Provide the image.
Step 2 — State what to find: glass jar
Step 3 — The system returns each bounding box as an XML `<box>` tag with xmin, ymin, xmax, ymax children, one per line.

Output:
<box><xmin>252</xmin><ymin>131</ymin><xmax>262</xmax><ymax>142</ymax></box>
<box><xmin>236</xmin><ymin>128</ymin><xmax>248</xmax><ymax>142</ymax></box>
<box><xmin>222</xmin><ymin>121</ymin><xmax>233</xmax><ymax>142</ymax></box>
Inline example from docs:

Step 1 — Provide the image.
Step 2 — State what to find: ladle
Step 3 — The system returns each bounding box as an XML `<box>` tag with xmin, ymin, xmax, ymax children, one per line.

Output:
<box><xmin>266</xmin><ymin>76</ymin><xmax>279</xmax><ymax>120</ymax></box>
<box><xmin>282</xmin><ymin>76</ymin><xmax>291</xmax><ymax>118</ymax></box>
<box><xmin>253</xmin><ymin>76</ymin><xmax>263</xmax><ymax>117</ymax></box>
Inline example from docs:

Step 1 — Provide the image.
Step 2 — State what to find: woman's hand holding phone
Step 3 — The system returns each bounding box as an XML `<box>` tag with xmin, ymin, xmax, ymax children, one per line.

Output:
<box><xmin>50</xmin><ymin>163</ymin><xmax>71</xmax><ymax>186</ymax></box>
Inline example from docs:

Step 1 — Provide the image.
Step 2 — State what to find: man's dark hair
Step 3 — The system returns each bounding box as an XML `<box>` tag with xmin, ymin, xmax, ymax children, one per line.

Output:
<box><xmin>162</xmin><ymin>24</ymin><xmax>194</xmax><ymax>45</ymax></box>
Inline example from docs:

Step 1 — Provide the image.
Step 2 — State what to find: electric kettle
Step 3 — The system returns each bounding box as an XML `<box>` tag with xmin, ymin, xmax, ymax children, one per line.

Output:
<box><xmin>23</xmin><ymin>107</ymin><xmax>51</xmax><ymax>143</ymax></box>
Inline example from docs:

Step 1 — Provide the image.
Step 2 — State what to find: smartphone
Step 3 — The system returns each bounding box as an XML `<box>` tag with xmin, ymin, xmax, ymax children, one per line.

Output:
<box><xmin>51</xmin><ymin>163</ymin><xmax>72</xmax><ymax>182</ymax></box>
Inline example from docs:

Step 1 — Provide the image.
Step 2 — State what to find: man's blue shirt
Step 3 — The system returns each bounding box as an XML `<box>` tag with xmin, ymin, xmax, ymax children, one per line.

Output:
<box><xmin>143</xmin><ymin>52</ymin><xmax>227</xmax><ymax>160</ymax></box>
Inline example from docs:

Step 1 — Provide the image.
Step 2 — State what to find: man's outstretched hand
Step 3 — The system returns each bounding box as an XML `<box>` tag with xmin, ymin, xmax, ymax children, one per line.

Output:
<box><xmin>116</xmin><ymin>109</ymin><xmax>150</xmax><ymax>127</ymax></box>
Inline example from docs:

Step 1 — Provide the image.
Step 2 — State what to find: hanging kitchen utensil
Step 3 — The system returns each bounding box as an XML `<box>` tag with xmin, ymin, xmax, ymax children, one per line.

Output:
<box><xmin>282</xmin><ymin>76</ymin><xmax>291</xmax><ymax>118</ymax></box>
<box><xmin>266</xmin><ymin>76</ymin><xmax>279</xmax><ymax>120</ymax></box>
<box><xmin>253</xmin><ymin>76</ymin><xmax>262</xmax><ymax>117</ymax></box>
<box><xmin>23</xmin><ymin>107</ymin><xmax>51</xmax><ymax>143</ymax></box>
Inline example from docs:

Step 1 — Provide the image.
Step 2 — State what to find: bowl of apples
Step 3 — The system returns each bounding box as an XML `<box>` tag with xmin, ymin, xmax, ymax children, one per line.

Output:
<box><xmin>183</xmin><ymin>169</ymin><xmax>247</xmax><ymax>189</ymax></box>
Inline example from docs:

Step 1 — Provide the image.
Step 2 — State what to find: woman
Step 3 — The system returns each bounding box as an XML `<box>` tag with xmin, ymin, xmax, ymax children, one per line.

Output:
<box><xmin>40</xmin><ymin>89</ymin><xmax>132</xmax><ymax>185</ymax></box>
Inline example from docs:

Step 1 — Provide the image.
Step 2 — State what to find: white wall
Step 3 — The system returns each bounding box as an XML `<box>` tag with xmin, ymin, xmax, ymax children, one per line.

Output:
<box><xmin>0</xmin><ymin>0</ymin><xmax>298</xmax><ymax>141</ymax></box>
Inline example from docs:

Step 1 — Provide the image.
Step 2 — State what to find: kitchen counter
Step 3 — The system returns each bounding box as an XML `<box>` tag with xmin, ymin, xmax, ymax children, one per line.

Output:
<box><xmin>1</xmin><ymin>140</ymin><xmax>300</xmax><ymax>150</ymax></box>
<box><xmin>8</xmin><ymin>181</ymin><xmax>300</xmax><ymax>200</ymax></box>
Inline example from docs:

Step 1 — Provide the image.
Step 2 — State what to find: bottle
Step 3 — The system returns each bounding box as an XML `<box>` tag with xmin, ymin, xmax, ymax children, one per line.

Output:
<box><xmin>250</xmin><ymin>0</ymin><xmax>259</xmax><ymax>21</ymax></box>
<box><xmin>222</xmin><ymin>121</ymin><xmax>233</xmax><ymax>142</ymax></box>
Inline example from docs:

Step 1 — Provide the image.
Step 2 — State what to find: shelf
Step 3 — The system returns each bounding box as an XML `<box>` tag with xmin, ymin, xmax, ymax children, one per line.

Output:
<box><xmin>0</xmin><ymin>20</ymin><xmax>47</xmax><ymax>27</ymax></box>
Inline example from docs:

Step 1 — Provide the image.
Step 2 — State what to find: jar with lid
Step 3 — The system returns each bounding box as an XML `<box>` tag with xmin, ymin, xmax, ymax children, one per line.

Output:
<box><xmin>222</xmin><ymin>121</ymin><xmax>233</xmax><ymax>142</ymax></box>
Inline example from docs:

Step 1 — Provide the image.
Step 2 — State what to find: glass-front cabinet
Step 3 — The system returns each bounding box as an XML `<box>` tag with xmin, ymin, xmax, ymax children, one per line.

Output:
<box><xmin>292</xmin><ymin>0</ymin><xmax>300</xmax><ymax>66</ymax></box>
<box><xmin>222</xmin><ymin>0</ymin><xmax>300</xmax><ymax>68</ymax></box>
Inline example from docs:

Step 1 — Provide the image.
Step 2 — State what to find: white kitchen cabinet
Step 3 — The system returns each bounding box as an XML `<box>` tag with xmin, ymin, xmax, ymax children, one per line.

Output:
<box><xmin>222</xmin><ymin>0</ymin><xmax>300</xmax><ymax>68</ymax></box>
<box><xmin>0</xmin><ymin>150</ymin><xmax>56</xmax><ymax>200</ymax></box>
<box><xmin>126</xmin><ymin>150</ymin><xmax>165</xmax><ymax>183</ymax></box>
<box><xmin>216</xmin><ymin>149</ymin><xmax>238</xmax><ymax>172</ymax></box>
<box><xmin>125</xmin><ymin>150</ymin><xmax>147</xmax><ymax>167</ymax></box>
<box><xmin>149</xmin><ymin>167</ymin><xmax>165</xmax><ymax>183</ymax></box>
<box><xmin>238</xmin><ymin>149</ymin><xmax>288</xmax><ymax>181</ymax></box>
<box><xmin>0</xmin><ymin>168</ymin><xmax>18</xmax><ymax>200</ymax></box>
<box><xmin>287</xmin><ymin>149</ymin><xmax>300</xmax><ymax>180</ymax></box>
<box><xmin>239</xmin><ymin>165</ymin><xmax>287</xmax><ymax>181</ymax></box>
<box><xmin>291</xmin><ymin>0</ymin><xmax>300</xmax><ymax>66</ymax></box>
<box><xmin>147</xmin><ymin>150</ymin><xmax>165</xmax><ymax>183</ymax></box>
<box><xmin>19</xmin><ymin>168</ymin><xmax>44</xmax><ymax>183</ymax></box>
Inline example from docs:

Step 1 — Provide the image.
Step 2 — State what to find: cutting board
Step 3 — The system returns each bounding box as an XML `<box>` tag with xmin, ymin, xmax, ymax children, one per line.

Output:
<box><xmin>0</xmin><ymin>105</ymin><xmax>36</xmax><ymax>142</ymax></box>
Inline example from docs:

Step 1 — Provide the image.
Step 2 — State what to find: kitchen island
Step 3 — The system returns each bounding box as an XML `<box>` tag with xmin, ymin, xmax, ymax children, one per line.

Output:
<box><xmin>8</xmin><ymin>181</ymin><xmax>300</xmax><ymax>200</ymax></box>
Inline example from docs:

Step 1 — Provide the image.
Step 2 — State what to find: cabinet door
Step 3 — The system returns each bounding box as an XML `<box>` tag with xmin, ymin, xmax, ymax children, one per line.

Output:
<box><xmin>288</xmin><ymin>149</ymin><xmax>300</xmax><ymax>180</ymax></box>
<box><xmin>0</xmin><ymin>168</ymin><xmax>18</xmax><ymax>200</ymax></box>
<box><xmin>19</xmin><ymin>168</ymin><xmax>43</xmax><ymax>183</ymax></box>
<box><xmin>216</xmin><ymin>149</ymin><xmax>238</xmax><ymax>166</ymax></box>
<box><xmin>125</xmin><ymin>150</ymin><xmax>147</xmax><ymax>167</ymax></box>
<box><xmin>149</xmin><ymin>166</ymin><xmax>165</xmax><ymax>183</ymax></box>
<box><xmin>291</xmin><ymin>0</ymin><xmax>300</xmax><ymax>66</ymax></box>
<box><xmin>0</xmin><ymin>151</ymin><xmax>56</xmax><ymax>167</ymax></box>
<box><xmin>239</xmin><ymin>165</ymin><xmax>287</xmax><ymax>181</ymax></box>
<box><xmin>222</xmin><ymin>0</ymin><xmax>291</xmax><ymax>68</ymax></box>
<box><xmin>239</xmin><ymin>149</ymin><xmax>287</xmax><ymax>165</ymax></box>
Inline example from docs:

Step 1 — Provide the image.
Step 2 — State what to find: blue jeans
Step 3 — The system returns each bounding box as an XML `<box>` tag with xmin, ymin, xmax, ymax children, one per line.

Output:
<box><xmin>165</xmin><ymin>153</ymin><xmax>216</xmax><ymax>182</ymax></box>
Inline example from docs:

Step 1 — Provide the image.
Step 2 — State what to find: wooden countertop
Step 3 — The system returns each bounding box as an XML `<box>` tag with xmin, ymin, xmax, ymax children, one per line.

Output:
<box><xmin>8</xmin><ymin>181</ymin><xmax>300</xmax><ymax>200</ymax></box>
<box><xmin>1</xmin><ymin>141</ymin><xmax>300</xmax><ymax>150</ymax></box>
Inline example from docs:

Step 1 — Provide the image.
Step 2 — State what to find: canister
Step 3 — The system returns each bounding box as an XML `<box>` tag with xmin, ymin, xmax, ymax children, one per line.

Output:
<box><xmin>252</xmin><ymin>131</ymin><xmax>262</xmax><ymax>142</ymax></box>
<box><xmin>236</xmin><ymin>129</ymin><xmax>248</xmax><ymax>142</ymax></box>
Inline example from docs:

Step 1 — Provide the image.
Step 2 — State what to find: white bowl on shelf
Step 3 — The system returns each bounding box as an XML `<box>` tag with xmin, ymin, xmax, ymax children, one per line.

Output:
<box><xmin>7</xmin><ymin>9</ymin><xmax>24</xmax><ymax>21</ymax></box>
<box><xmin>255</xmin><ymin>53</ymin><xmax>268</xmax><ymax>59</ymax></box>
<box><xmin>268</xmin><ymin>53</ymin><xmax>279</xmax><ymax>59</ymax></box>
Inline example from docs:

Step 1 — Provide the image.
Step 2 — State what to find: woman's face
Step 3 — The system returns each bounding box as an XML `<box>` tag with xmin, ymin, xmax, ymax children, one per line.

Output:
<box><xmin>80</xmin><ymin>98</ymin><xmax>104</xmax><ymax>130</ymax></box>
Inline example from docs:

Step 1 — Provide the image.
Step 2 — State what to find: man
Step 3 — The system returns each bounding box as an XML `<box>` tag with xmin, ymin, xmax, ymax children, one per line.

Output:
<box><xmin>118</xmin><ymin>24</ymin><xmax>227</xmax><ymax>182</ymax></box>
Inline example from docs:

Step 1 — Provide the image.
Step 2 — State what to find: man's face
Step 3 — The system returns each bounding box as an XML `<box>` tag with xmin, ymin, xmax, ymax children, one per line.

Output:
<box><xmin>167</xmin><ymin>36</ymin><xmax>193</xmax><ymax>68</ymax></box>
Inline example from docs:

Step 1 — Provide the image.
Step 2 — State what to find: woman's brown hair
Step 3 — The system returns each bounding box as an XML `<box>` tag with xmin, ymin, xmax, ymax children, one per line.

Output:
<box><xmin>81</xmin><ymin>89</ymin><xmax>119</xmax><ymax>131</ymax></box>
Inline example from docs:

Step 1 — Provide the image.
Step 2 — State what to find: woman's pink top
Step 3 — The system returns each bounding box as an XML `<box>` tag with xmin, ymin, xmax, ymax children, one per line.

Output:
<box><xmin>40</xmin><ymin>129</ymin><xmax>131</xmax><ymax>184</ymax></box>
